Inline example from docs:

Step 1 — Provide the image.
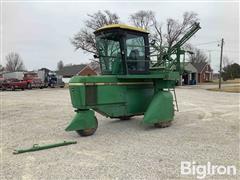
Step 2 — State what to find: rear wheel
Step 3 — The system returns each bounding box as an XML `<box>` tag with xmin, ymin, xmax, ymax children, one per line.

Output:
<box><xmin>154</xmin><ymin>121</ymin><xmax>172</xmax><ymax>128</ymax></box>
<box><xmin>76</xmin><ymin>117</ymin><xmax>98</xmax><ymax>137</ymax></box>
<box><xmin>11</xmin><ymin>86</ymin><xmax>15</xmax><ymax>91</ymax></box>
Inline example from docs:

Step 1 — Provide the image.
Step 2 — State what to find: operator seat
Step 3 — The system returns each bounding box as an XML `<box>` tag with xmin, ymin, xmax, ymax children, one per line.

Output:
<box><xmin>128</xmin><ymin>49</ymin><xmax>140</xmax><ymax>70</ymax></box>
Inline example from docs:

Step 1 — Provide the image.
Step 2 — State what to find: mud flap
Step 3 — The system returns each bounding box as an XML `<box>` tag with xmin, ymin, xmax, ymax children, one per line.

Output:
<box><xmin>65</xmin><ymin>110</ymin><xmax>97</xmax><ymax>131</ymax></box>
<box><xmin>143</xmin><ymin>91</ymin><xmax>174</xmax><ymax>125</ymax></box>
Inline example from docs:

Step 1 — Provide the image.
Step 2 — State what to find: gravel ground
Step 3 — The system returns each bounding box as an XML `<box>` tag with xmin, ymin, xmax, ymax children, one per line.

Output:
<box><xmin>1</xmin><ymin>85</ymin><xmax>239</xmax><ymax>179</ymax></box>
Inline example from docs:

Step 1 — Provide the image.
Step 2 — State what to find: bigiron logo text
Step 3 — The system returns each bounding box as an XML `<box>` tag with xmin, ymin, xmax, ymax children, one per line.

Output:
<box><xmin>180</xmin><ymin>161</ymin><xmax>236</xmax><ymax>179</ymax></box>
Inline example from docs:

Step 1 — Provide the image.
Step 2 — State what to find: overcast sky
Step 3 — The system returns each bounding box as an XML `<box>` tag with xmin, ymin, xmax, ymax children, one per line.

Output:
<box><xmin>1</xmin><ymin>1</ymin><xmax>239</xmax><ymax>72</ymax></box>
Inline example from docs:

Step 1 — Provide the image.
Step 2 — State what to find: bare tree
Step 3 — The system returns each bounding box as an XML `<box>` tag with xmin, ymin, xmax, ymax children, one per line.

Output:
<box><xmin>129</xmin><ymin>10</ymin><xmax>155</xmax><ymax>30</ymax></box>
<box><xmin>165</xmin><ymin>12</ymin><xmax>198</xmax><ymax>48</ymax></box>
<box><xmin>57</xmin><ymin>60</ymin><xmax>64</xmax><ymax>70</ymax></box>
<box><xmin>71</xmin><ymin>10</ymin><xmax>120</xmax><ymax>54</ymax></box>
<box><xmin>0</xmin><ymin>64</ymin><xmax>4</xmax><ymax>72</ymax></box>
<box><xmin>5</xmin><ymin>52</ymin><xmax>25</xmax><ymax>72</ymax></box>
<box><xmin>129</xmin><ymin>11</ymin><xmax>198</xmax><ymax>49</ymax></box>
<box><xmin>187</xmin><ymin>45</ymin><xmax>208</xmax><ymax>63</ymax></box>
<box><xmin>72</xmin><ymin>10</ymin><xmax>199</xmax><ymax>57</ymax></box>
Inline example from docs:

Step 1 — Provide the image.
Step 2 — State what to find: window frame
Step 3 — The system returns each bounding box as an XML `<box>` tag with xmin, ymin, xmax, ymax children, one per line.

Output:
<box><xmin>123</xmin><ymin>31</ymin><xmax>150</xmax><ymax>75</ymax></box>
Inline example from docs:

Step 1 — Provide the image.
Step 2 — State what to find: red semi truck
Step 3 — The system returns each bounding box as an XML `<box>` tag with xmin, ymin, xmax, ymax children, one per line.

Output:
<box><xmin>2</xmin><ymin>71</ymin><xmax>44</xmax><ymax>89</ymax></box>
<box><xmin>23</xmin><ymin>72</ymin><xmax>44</xmax><ymax>89</ymax></box>
<box><xmin>2</xmin><ymin>70</ymin><xmax>64</xmax><ymax>90</ymax></box>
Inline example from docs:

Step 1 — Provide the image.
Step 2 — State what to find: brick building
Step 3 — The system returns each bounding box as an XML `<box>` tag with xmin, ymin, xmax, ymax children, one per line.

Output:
<box><xmin>192</xmin><ymin>62</ymin><xmax>213</xmax><ymax>83</ymax></box>
<box><xmin>57</xmin><ymin>64</ymin><xmax>97</xmax><ymax>78</ymax></box>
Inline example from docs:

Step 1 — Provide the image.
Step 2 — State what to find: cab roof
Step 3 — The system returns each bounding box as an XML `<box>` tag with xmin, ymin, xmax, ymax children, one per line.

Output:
<box><xmin>94</xmin><ymin>24</ymin><xmax>148</xmax><ymax>34</ymax></box>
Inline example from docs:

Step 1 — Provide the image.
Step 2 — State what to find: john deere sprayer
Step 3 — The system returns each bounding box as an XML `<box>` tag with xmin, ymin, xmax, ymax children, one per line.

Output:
<box><xmin>66</xmin><ymin>22</ymin><xmax>201</xmax><ymax>136</ymax></box>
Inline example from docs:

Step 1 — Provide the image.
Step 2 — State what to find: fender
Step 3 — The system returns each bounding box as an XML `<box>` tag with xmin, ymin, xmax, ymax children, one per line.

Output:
<box><xmin>65</xmin><ymin>110</ymin><xmax>97</xmax><ymax>131</ymax></box>
<box><xmin>143</xmin><ymin>91</ymin><xmax>174</xmax><ymax>124</ymax></box>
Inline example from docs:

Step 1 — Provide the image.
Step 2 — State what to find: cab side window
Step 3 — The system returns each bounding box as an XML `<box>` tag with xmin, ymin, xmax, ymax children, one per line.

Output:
<box><xmin>126</xmin><ymin>34</ymin><xmax>146</xmax><ymax>73</ymax></box>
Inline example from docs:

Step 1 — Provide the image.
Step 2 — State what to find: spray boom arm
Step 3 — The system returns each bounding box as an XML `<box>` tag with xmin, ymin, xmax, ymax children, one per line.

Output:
<box><xmin>169</xmin><ymin>22</ymin><xmax>201</xmax><ymax>54</ymax></box>
<box><xmin>152</xmin><ymin>22</ymin><xmax>201</xmax><ymax>72</ymax></box>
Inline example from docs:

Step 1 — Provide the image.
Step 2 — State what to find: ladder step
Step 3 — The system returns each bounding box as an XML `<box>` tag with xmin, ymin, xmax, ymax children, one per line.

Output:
<box><xmin>169</xmin><ymin>88</ymin><xmax>179</xmax><ymax>112</ymax></box>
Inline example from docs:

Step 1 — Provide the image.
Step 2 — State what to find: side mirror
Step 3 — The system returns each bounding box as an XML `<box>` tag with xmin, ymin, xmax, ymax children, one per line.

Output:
<box><xmin>93</xmin><ymin>54</ymin><xmax>99</xmax><ymax>59</ymax></box>
<box><xmin>150</xmin><ymin>39</ymin><xmax>156</xmax><ymax>46</ymax></box>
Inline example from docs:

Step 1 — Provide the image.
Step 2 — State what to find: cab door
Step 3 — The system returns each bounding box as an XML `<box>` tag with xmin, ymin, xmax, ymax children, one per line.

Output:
<box><xmin>124</xmin><ymin>33</ymin><xmax>150</xmax><ymax>74</ymax></box>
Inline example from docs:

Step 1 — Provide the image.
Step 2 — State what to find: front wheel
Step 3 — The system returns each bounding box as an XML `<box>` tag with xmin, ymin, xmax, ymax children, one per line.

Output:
<box><xmin>76</xmin><ymin>117</ymin><xmax>98</xmax><ymax>137</ymax></box>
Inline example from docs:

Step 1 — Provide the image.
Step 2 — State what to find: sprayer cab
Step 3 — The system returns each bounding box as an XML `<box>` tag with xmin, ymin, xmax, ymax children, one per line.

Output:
<box><xmin>94</xmin><ymin>24</ymin><xmax>150</xmax><ymax>75</ymax></box>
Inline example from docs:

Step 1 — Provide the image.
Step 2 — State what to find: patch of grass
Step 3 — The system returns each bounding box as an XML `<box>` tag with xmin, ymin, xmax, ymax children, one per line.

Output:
<box><xmin>212</xmin><ymin>78</ymin><xmax>240</xmax><ymax>84</ymax></box>
<box><xmin>208</xmin><ymin>85</ymin><xmax>240</xmax><ymax>93</ymax></box>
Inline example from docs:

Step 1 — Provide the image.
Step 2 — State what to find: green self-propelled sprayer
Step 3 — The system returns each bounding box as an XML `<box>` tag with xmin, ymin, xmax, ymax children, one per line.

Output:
<box><xmin>66</xmin><ymin>22</ymin><xmax>201</xmax><ymax>136</ymax></box>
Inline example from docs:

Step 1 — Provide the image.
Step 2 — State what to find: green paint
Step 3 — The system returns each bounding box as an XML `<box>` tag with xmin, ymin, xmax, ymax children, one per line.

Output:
<box><xmin>143</xmin><ymin>91</ymin><xmax>174</xmax><ymax>124</ymax></box>
<box><xmin>13</xmin><ymin>141</ymin><xmax>77</xmax><ymax>154</ymax></box>
<box><xmin>65</xmin><ymin>110</ymin><xmax>97</xmax><ymax>131</ymax></box>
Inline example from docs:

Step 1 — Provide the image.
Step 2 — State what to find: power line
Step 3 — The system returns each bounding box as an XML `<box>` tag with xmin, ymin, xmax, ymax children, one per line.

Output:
<box><xmin>224</xmin><ymin>50</ymin><xmax>240</xmax><ymax>53</ymax></box>
<box><xmin>198</xmin><ymin>49</ymin><xmax>239</xmax><ymax>54</ymax></box>
<box><xmin>192</xmin><ymin>40</ymin><xmax>220</xmax><ymax>46</ymax></box>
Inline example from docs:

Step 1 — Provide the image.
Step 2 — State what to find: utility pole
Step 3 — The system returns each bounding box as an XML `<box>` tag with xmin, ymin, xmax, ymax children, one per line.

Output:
<box><xmin>218</xmin><ymin>38</ymin><xmax>224</xmax><ymax>89</ymax></box>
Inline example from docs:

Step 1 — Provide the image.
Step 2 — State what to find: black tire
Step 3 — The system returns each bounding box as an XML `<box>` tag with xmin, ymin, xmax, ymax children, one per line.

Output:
<box><xmin>119</xmin><ymin>116</ymin><xmax>133</xmax><ymax>120</ymax></box>
<box><xmin>11</xmin><ymin>86</ymin><xmax>15</xmax><ymax>91</ymax></box>
<box><xmin>21</xmin><ymin>88</ymin><xmax>25</xmax><ymax>91</ymax></box>
<box><xmin>154</xmin><ymin>121</ymin><xmax>172</xmax><ymax>128</ymax></box>
<box><xmin>76</xmin><ymin>117</ymin><xmax>98</xmax><ymax>137</ymax></box>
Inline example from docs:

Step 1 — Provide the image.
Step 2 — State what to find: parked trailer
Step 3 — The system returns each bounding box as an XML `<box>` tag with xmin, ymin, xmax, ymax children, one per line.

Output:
<box><xmin>38</xmin><ymin>70</ymin><xmax>49</xmax><ymax>87</ymax></box>
<box><xmin>3</xmin><ymin>72</ymin><xmax>24</xmax><ymax>80</ymax></box>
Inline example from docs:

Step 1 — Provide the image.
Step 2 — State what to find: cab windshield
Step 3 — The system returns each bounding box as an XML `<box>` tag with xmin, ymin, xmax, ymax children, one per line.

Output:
<box><xmin>96</xmin><ymin>32</ymin><xmax>121</xmax><ymax>74</ymax></box>
<box><xmin>96</xmin><ymin>31</ymin><xmax>149</xmax><ymax>75</ymax></box>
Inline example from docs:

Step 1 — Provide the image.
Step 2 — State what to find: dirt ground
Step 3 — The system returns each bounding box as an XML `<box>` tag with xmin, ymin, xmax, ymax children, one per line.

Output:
<box><xmin>1</xmin><ymin>85</ymin><xmax>239</xmax><ymax>179</ymax></box>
